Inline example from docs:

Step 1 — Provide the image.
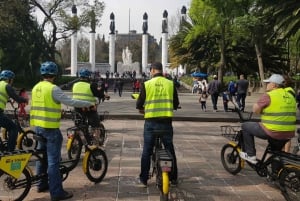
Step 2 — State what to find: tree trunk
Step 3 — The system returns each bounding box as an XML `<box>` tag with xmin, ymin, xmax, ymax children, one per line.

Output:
<box><xmin>218</xmin><ymin>24</ymin><xmax>226</xmax><ymax>84</ymax></box>
<box><xmin>254</xmin><ymin>42</ymin><xmax>265</xmax><ymax>89</ymax></box>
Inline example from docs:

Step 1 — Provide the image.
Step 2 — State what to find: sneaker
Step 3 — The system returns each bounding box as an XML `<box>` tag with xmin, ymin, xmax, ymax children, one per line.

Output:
<box><xmin>51</xmin><ymin>191</ymin><xmax>73</xmax><ymax>201</ymax></box>
<box><xmin>239</xmin><ymin>152</ymin><xmax>257</xmax><ymax>164</ymax></box>
<box><xmin>137</xmin><ymin>178</ymin><xmax>147</xmax><ymax>188</ymax></box>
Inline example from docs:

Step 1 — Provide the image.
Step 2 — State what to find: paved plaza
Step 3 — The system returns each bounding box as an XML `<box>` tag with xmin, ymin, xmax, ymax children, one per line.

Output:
<box><xmin>14</xmin><ymin>92</ymin><xmax>300</xmax><ymax>200</ymax></box>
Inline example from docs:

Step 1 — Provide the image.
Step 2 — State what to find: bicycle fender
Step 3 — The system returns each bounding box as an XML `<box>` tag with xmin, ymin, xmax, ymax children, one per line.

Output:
<box><xmin>16</xmin><ymin>133</ymin><xmax>25</xmax><ymax>149</ymax></box>
<box><xmin>66</xmin><ymin>138</ymin><xmax>72</xmax><ymax>151</ymax></box>
<box><xmin>82</xmin><ymin>146</ymin><xmax>98</xmax><ymax>173</ymax></box>
<box><xmin>228</xmin><ymin>141</ymin><xmax>245</xmax><ymax>168</ymax></box>
<box><xmin>82</xmin><ymin>151</ymin><xmax>89</xmax><ymax>173</ymax></box>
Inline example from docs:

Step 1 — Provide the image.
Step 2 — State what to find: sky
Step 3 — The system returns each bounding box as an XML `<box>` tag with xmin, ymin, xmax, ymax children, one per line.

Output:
<box><xmin>98</xmin><ymin>0</ymin><xmax>191</xmax><ymax>41</ymax></box>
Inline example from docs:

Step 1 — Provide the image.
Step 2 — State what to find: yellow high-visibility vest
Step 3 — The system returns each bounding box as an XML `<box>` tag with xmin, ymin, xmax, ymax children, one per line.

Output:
<box><xmin>261</xmin><ymin>88</ymin><xmax>296</xmax><ymax>131</ymax></box>
<box><xmin>144</xmin><ymin>76</ymin><xmax>173</xmax><ymax>118</ymax></box>
<box><xmin>30</xmin><ymin>81</ymin><xmax>61</xmax><ymax>128</ymax></box>
<box><xmin>72</xmin><ymin>81</ymin><xmax>96</xmax><ymax>104</ymax></box>
<box><xmin>0</xmin><ymin>81</ymin><xmax>9</xmax><ymax>110</ymax></box>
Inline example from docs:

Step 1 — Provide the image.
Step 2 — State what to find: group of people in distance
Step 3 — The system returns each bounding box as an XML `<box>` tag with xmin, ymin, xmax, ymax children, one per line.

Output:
<box><xmin>0</xmin><ymin>60</ymin><xmax>298</xmax><ymax>200</ymax></box>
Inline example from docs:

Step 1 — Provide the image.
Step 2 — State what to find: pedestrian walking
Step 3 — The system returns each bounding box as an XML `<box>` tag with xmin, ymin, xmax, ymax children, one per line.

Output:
<box><xmin>199</xmin><ymin>91</ymin><xmax>208</xmax><ymax>111</ymax></box>
<box><xmin>207</xmin><ymin>75</ymin><xmax>221</xmax><ymax>111</ymax></box>
<box><xmin>236</xmin><ymin>74</ymin><xmax>249</xmax><ymax>112</ymax></box>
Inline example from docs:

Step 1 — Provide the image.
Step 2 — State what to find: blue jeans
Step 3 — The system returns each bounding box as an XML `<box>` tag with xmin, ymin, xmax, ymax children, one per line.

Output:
<box><xmin>139</xmin><ymin>120</ymin><xmax>178</xmax><ymax>183</ymax></box>
<box><xmin>0</xmin><ymin>112</ymin><xmax>18</xmax><ymax>151</ymax></box>
<box><xmin>35</xmin><ymin>127</ymin><xmax>65</xmax><ymax>198</ymax></box>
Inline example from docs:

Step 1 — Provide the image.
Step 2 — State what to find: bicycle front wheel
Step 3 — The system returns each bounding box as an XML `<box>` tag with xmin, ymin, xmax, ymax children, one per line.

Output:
<box><xmin>67</xmin><ymin>134</ymin><xmax>83</xmax><ymax>160</ymax></box>
<box><xmin>279</xmin><ymin>167</ymin><xmax>300</xmax><ymax>201</ymax></box>
<box><xmin>160</xmin><ymin>171</ymin><xmax>169</xmax><ymax>201</ymax></box>
<box><xmin>18</xmin><ymin>130</ymin><xmax>37</xmax><ymax>150</ymax></box>
<box><xmin>221</xmin><ymin>143</ymin><xmax>242</xmax><ymax>175</ymax></box>
<box><xmin>0</xmin><ymin>167</ymin><xmax>31</xmax><ymax>201</ymax></box>
<box><xmin>85</xmin><ymin>148</ymin><xmax>108</xmax><ymax>183</ymax></box>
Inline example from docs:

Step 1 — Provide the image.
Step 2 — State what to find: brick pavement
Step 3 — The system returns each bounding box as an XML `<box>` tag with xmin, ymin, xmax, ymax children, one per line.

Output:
<box><xmin>23</xmin><ymin>119</ymin><xmax>293</xmax><ymax>201</ymax></box>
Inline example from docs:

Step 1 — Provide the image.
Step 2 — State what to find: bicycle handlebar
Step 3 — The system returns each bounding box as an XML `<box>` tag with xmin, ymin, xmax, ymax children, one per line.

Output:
<box><xmin>227</xmin><ymin>101</ymin><xmax>253</xmax><ymax>123</ymax></box>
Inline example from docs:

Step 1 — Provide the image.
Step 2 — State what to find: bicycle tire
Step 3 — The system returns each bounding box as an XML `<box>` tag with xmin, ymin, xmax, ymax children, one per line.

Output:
<box><xmin>67</xmin><ymin>134</ymin><xmax>83</xmax><ymax>160</ymax></box>
<box><xmin>221</xmin><ymin>143</ymin><xmax>242</xmax><ymax>175</ymax></box>
<box><xmin>18</xmin><ymin>130</ymin><xmax>37</xmax><ymax>150</ymax></box>
<box><xmin>279</xmin><ymin>167</ymin><xmax>300</xmax><ymax>201</ymax></box>
<box><xmin>85</xmin><ymin>148</ymin><xmax>108</xmax><ymax>183</ymax></box>
<box><xmin>160</xmin><ymin>171</ymin><xmax>169</xmax><ymax>201</ymax></box>
<box><xmin>0</xmin><ymin>167</ymin><xmax>31</xmax><ymax>201</ymax></box>
<box><xmin>98</xmin><ymin>123</ymin><xmax>106</xmax><ymax>146</ymax></box>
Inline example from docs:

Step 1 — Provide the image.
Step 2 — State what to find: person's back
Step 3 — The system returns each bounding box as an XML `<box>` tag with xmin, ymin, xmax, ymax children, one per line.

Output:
<box><xmin>236</xmin><ymin>74</ymin><xmax>249</xmax><ymax>111</ymax></box>
<box><xmin>239</xmin><ymin>74</ymin><xmax>296</xmax><ymax>164</ymax></box>
<box><xmin>136</xmin><ymin>62</ymin><xmax>179</xmax><ymax>187</ymax></box>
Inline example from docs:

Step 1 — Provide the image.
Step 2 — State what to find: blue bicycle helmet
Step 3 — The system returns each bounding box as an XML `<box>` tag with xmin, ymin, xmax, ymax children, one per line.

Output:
<box><xmin>0</xmin><ymin>70</ymin><xmax>15</xmax><ymax>80</ymax></box>
<box><xmin>79</xmin><ymin>68</ymin><xmax>91</xmax><ymax>78</ymax></box>
<box><xmin>40</xmin><ymin>61</ymin><xmax>58</xmax><ymax>75</ymax></box>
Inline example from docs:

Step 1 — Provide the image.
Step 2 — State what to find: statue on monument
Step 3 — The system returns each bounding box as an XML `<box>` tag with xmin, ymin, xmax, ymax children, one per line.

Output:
<box><xmin>109</xmin><ymin>12</ymin><xmax>115</xmax><ymax>34</ymax></box>
<box><xmin>142</xmin><ymin>12</ymin><xmax>148</xmax><ymax>34</ymax></box>
<box><xmin>162</xmin><ymin>10</ymin><xmax>168</xmax><ymax>33</ymax></box>
<box><xmin>122</xmin><ymin>46</ymin><xmax>132</xmax><ymax>65</ymax></box>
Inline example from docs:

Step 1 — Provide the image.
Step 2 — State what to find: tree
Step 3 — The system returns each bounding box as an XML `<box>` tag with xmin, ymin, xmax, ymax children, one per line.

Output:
<box><xmin>29</xmin><ymin>0</ymin><xmax>105</xmax><ymax>63</ymax></box>
<box><xmin>0</xmin><ymin>0</ymin><xmax>47</xmax><ymax>83</ymax></box>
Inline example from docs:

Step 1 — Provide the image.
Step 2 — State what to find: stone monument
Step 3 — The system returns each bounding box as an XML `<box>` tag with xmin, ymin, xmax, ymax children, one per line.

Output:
<box><xmin>117</xmin><ymin>46</ymin><xmax>140</xmax><ymax>75</ymax></box>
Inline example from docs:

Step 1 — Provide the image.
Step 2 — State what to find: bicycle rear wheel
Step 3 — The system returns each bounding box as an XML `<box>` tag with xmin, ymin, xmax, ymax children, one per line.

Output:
<box><xmin>160</xmin><ymin>171</ymin><xmax>169</xmax><ymax>201</ymax></box>
<box><xmin>0</xmin><ymin>168</ymin><xmax>31</xmax><ymax>201</ymax></box>
<box><xmin>279</xmin><ymin>167</ymin><xmax>300</xmax><ymax>201</ymax></box>
<box><xmin>85</xmin><ymin>148</ymin><xmax>108</xmax><ymax>183</ymax></box>
<box><xmin>18</xmin><ymin>130</ymin><xmax>37</xmax><ymax>150</ymax></box>
<box><xmin>221</xmin><ymin>143</ymin><xmax>242</xmax><ymax>175</ymax></box>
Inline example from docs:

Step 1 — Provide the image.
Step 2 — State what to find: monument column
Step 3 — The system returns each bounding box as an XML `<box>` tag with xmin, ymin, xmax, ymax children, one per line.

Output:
<box><xmin>71</xmin><ymin>5</ymin><xmax>77</xmax><ymax>76</ymax></box>
<box><xmin>180</xmin><ymin>6</ymin><xmax>187</xmax><ymax>75</ymax></box>
<box><xmin>109</xmin><ymin>13</ymin><xmax>116</xmax><ymax>73</ymax></box>
<box><xmin>161</xmin><ymin>10</ymin><xmax>168</xmax><ymax>72</ymax></box>
<box><xmin>89</xmin><ymin>10</ymin><xmax>96</xmax><ymax>72</ymax></box>
<box><xmin>142</xmin><ymin>13</ymin><xmax>148</xmax><ymax>74</ymax></box>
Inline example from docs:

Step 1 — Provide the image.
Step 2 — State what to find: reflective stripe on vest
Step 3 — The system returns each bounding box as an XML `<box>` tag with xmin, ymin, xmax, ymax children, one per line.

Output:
<box><xmin>72</xmin><ymin>81</ymin><xmax>96</xmax><ymax>104</ymax></box>
<box><xmin>30</xmin><ymin>81</ymin><xmax>61</xmax><ymax>128</ymax></box>
<box><xmin>0</xmin><ymin>81</ymin><xmax>9</xmax><ymax>110</ymax></box>
<box><xmin>261</xmin><ymin>88</ymin><xmax>296</xmax><ymax>131</ymax></box>
<box><xmin>144</xmin><ymin>77</ymin><xmax>173</xmax><ymax>118</ymax></box>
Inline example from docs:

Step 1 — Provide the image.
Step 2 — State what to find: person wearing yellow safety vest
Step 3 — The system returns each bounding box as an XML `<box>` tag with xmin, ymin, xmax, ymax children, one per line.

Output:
<box><xmin>30</xmin><ymin>61</ymin><xmax>93</xmax><ymax>201</ymax></box>
<box><xmin>136</xmin><ymin>62</ymin><xmax>180</xmax><ymax>187</ymax></box>
<box><xmin>72</xmin><ymin>68</ymin><xmax>105</xmax><ymax>127</ymax></box>
<box><xmin>0</xmin><ymin>70</ymin><xmax>28</xmax><ymax>151</ymax></box>
<box><xmin>239</xmin><ymin>74</ymin><xmax>296</xmax><ymax>164</ymax></box>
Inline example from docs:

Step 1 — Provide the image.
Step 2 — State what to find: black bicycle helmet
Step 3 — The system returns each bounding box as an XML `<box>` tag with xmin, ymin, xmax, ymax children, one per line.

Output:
<box><xmin>40</xmin><ymin>61</ymin><xmax>58</xmax><ymax>75</ymax></box>
<box><xmin>0</xmin><ymin>70</ymin><xmax>15</xmax><ymax>80</ymax></box>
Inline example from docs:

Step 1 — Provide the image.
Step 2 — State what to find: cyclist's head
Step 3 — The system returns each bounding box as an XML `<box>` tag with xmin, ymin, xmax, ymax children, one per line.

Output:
<box><xmin>0</xmin><ymin>70</ymin><xmax>15</xmax><ymax>80</ymax></box>
<box><xmin>79</xmin><ymin>68</ymin><xmax>91</xmax><ymax>78</ymax></box>
<box><xmin>40</xmin><ymin>61</ymin><xmax>58</xmax><ymax>78</ymax></box>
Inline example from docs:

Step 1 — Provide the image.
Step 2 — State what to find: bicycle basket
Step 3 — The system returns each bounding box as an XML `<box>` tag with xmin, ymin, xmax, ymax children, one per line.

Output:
<box><xmin>221</xmin><ymin>125</ymin><xmax>241</xmax><ymax>141</ymax></box>
<box><xmin>99</xmin><ymin>111</ymin><xmax>109</xmax><ymax>121</ymax></box>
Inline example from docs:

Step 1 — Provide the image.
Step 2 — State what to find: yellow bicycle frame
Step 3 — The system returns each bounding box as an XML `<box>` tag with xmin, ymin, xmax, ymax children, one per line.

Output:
<box><xmin>228</xmin><ymin>141</ymin><xmax>245</xmax><ymax>168</ymax></box>
<box><xmin>0</xmin><ymin>152</ymin><xmax>32</xmax><ymax>179</ymax></box>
